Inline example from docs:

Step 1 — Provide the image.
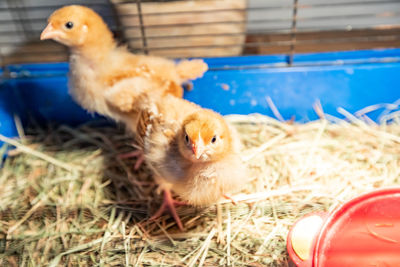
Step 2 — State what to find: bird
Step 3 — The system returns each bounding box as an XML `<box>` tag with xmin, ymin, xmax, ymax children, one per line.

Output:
<box><xmin>135</xmin><ymin>93</ymin><xmax>247</xmax><ymax>230</ymax></box>
<box><xmin>40</xmin><ymin>5</ymin><xmax>208</xmax><ymax>167</ymax></box>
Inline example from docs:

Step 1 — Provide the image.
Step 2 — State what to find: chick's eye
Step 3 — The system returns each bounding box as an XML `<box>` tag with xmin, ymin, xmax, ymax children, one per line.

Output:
<box><xmin>211</xmin><ymin>135</ymin><xmax>217</xmax><ymax>144</ymax></box>
<box><xmin>185</xmin><ymin>134</ymin><xmax>189</xmax><ymax>144</ymax></box>
<box><xmin>65</xmin><ymin>21</ymin><xmax>74</xmax><ymax>29</ymax></box>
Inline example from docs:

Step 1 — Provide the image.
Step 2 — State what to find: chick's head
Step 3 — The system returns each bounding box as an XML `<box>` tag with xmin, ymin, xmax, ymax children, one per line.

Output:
<box><xmin>179</xmin><ymin>110</ymin><xmax>232</xmax><ymax>162</ymax></box>
<box><xmin>40</xmin><ymin>5</ymin><xmax>113</xmax><ymax>48</ymax></box>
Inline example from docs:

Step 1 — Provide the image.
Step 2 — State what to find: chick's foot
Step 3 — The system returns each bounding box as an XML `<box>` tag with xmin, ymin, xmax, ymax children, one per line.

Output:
<box><xmin>118</xmin><ymin>149</ymin><xmax>144</xmax><ymax>170</ymax></box>
<box><xmin>150</xmin><ymin>189</ymin><xmax>186</xmax><ymax>231</ymax></box>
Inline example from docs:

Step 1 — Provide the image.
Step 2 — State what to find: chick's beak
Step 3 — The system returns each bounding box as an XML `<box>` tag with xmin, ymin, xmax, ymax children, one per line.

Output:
<box><xmin>191</xmin><ymin>143</ymin><xmax>204</xmax><ymax>160</ymax></box>
<box><xmin>40</xmin><ymin>23</ymin><xmax>61</xmax><ymax>40</ymax></box>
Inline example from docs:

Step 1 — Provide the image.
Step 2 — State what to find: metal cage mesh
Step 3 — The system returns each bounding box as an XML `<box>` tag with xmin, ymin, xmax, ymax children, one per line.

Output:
<box><xmin>0</xmin><ymin>0</ymin><xmax>399</xmax><ymax>67</ymax></box>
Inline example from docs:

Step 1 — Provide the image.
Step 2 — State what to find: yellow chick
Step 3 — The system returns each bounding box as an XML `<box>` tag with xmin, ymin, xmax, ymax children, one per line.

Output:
<box><xmin>136</xmin><ymin>94</ymin><xmax>247</xmax><ymax>230</ymax></box>
<box><xmin>40</xmin><ymin>5</ymin><xmax>208</xmax><ymax>126</ymax></box>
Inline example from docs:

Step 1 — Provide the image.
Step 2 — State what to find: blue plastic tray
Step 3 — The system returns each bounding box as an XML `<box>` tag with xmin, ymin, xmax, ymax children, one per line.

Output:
<box><xmin>1</xmin><ymin>48</ymin><xmax>400</xmax><ymax>141</ymax></box>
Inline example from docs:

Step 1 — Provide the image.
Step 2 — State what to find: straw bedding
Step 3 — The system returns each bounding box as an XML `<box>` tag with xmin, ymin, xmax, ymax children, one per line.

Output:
<box><xmin>0</xmin><ymin>108</ymin><xmax>399</xmax><ymax>266</ymax></box>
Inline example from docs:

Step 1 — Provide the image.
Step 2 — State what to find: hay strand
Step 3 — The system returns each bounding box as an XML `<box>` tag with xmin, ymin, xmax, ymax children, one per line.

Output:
<box><xmin>0</xmin><ymin>134</ymin><xmax>82</xmax><ymax>172</ymax></box>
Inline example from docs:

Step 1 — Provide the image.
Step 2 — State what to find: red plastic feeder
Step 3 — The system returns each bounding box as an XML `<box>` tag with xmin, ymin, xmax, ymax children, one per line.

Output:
<box><xmin>287</xmin><ymin>188</ymin><xmax>400</xmax><ymax>267</ymax></box>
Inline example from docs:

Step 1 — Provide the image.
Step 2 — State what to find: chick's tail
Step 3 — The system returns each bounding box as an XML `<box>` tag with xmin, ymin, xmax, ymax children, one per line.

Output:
<box><xmin>176</xmin><ymin>59</ymin><xmax>208</xmax><ymax>81</ymax></box>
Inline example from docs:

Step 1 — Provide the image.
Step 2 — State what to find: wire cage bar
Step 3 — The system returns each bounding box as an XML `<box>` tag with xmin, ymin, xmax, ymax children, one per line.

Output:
<box><xmin>0</xmin><ymin>0</ymin><xmax>399</xmax><ymax>67</ymax></box>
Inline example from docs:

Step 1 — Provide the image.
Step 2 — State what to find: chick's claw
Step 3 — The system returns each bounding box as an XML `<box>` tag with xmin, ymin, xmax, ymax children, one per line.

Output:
<box><xmin>150</xmin><ymin>189</ymin><xmax>186</xmax><ymax>231</ymax></box>
<box><xmin>118</xmin><ymin>149</ymin><xmax>144</xmax><ymax>170</ymax></box>
<box><xmin>223</xmin><ymin>193</ymin><xmax>238</xmax><ymax>205</ymax></box>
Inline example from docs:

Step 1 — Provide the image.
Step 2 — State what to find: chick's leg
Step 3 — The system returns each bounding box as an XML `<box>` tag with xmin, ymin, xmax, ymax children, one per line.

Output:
<box><xmin>150</xmin><ymin>188</ymin><xmax>185</xmax><ymax>231</ymax></box>
<box><xmin>118</xmin><ymin>149</ymin><xmax>144</xmax><ymax>170</ymax></box>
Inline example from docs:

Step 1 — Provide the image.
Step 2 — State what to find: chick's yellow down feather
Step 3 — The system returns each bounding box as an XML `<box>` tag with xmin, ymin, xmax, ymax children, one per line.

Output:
<box><xmin>40</xmin><ymin>5</ymin><xmax>208</xmax><ymax>130</ymax></box>
<box><xmin>134</xmin><ymin>93</ymin><xmax>247</xmax><ymax>230</ymax></box>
